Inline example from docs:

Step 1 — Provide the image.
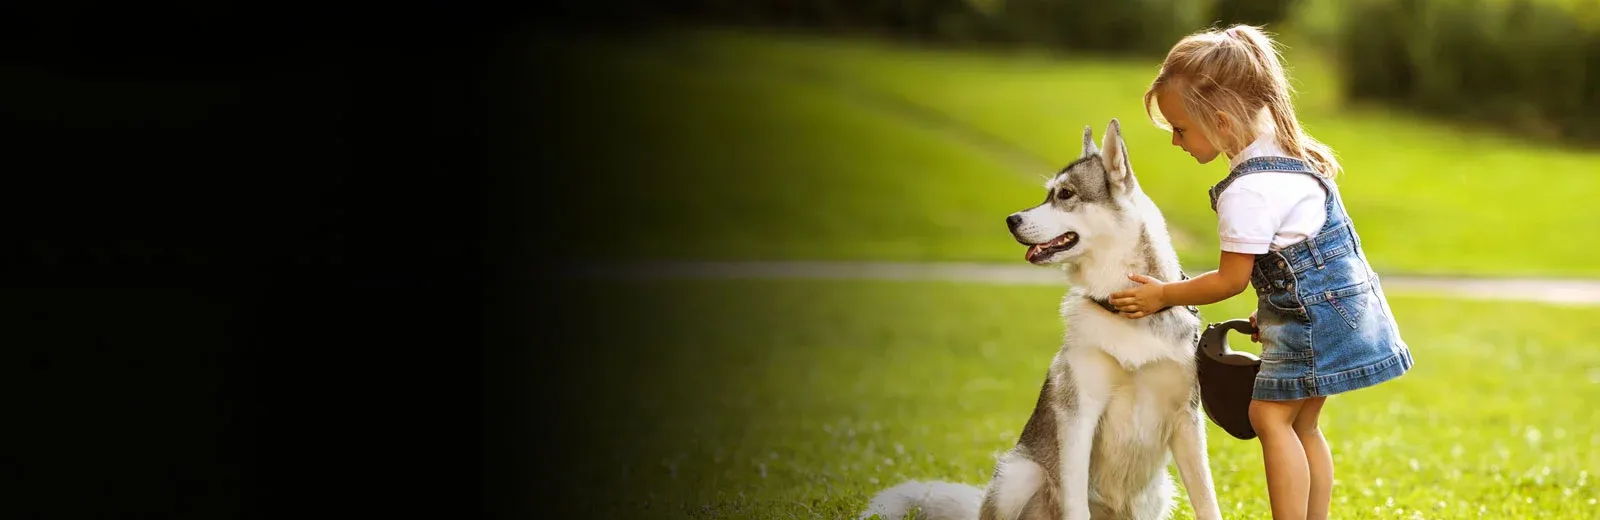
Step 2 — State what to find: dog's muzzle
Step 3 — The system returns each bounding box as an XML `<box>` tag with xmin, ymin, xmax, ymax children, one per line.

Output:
<box><xmin>1022</xmin><ymin>232</ymin><xmax>1078</xmax><ymax>263</ymax></box>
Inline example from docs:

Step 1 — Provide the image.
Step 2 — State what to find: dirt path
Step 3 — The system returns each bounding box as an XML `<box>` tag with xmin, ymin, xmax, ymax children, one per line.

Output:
<box><xmin>568</xmin><ymin>260</ymin><xmax>1600</xmax><ymax>306</ymax></box>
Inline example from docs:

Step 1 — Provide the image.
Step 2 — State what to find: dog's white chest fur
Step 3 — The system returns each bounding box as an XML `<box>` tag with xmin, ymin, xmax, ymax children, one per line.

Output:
<box><xmin>1061</xmin><ymin>299</ymin><xmax>1193</xmax><ymax>371</ymax></box>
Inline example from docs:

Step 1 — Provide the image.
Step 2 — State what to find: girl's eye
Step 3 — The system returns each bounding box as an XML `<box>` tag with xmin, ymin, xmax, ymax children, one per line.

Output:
<box><xmin>1056</xmin><ymin>189</ymin><xmax>1075</xmax><ymax>201</ymax></box>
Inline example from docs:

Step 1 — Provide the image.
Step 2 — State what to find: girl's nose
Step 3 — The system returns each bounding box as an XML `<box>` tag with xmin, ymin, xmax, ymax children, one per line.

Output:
<box><xmin>1170</xmin><ymin>132</ymin><xmax>1181</xmax><ymax>147</ymax></box>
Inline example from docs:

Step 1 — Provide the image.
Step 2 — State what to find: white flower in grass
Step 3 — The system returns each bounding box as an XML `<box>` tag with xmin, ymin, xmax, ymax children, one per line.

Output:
<box><xmin>1526</xmin><ymin>426</ymin><xmax>1542</xmax><ymax>446</ymax></box>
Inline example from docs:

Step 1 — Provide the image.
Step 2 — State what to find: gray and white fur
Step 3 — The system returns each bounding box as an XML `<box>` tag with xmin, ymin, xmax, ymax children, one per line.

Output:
<box><xmin>859</xmin><ymin>119</ymin><xmax>1223</xmax><ymax>520</ymax></box>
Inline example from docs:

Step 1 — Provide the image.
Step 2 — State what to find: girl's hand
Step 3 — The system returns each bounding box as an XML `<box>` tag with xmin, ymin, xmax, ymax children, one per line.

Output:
<box><xmin>1109</xmin><ymin>273</ymin><xmax>1168</xmax><ymax>319</ymax></box>
<box><xmin>1249</xmin><ymin>310</ymin><xmax>1260</xmax><ymax>343</ymax></box>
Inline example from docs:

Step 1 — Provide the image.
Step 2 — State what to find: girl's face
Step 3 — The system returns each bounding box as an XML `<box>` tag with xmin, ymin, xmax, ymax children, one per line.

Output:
<box><xmin>1156</xmin><ymin>89</ymin><xmax>1222</xmax><ymax>164</ymax></box>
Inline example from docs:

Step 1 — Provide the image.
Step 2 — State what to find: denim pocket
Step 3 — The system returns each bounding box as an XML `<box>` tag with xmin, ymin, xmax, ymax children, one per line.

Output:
<box><xmin>1324</xmin><ymin>280</ymin><xmax>1375</xmax><ymax>330</ymax></box>
<box><xmin>1254</xmin><ymin>277</ymin><xmax>1309</xmax><ymax>323</ymax></box>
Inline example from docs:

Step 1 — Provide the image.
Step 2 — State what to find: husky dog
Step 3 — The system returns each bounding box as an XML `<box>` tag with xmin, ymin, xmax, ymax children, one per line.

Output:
<box><xmin>860</xmin><ymin>119</ymin><xmax>1223</xmax><ymax>520</ymax></box>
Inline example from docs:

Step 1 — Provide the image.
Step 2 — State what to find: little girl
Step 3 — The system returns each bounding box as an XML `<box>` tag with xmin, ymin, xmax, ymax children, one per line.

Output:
<box><xmin>1108</xmin><ymin>25</ymin><xmax>1414</xmax><ymax>520</ymax></box>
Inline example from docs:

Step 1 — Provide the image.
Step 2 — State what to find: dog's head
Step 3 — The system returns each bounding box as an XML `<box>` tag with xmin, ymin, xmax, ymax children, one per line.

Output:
<box><xmin>1006</xmin><ymin>118</ymin><xmax>1141</xmax><ymax>266</ymax></box>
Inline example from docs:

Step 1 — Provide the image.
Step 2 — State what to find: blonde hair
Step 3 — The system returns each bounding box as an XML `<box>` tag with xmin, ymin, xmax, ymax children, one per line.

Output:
<box><xmin>1143</xmin><ymin>25</ymin><xmax>1341</xmax><ymax>177</ymax></box>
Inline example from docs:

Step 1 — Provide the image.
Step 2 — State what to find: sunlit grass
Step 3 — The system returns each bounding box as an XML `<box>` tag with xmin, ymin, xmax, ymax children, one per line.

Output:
<box><xmin>551</xmin><ymin>279</ymin><xmax>1600</xmax><ymax>519</ymax></box>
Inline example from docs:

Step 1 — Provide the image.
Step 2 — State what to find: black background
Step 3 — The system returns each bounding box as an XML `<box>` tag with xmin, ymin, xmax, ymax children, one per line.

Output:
<box><xmin>0</xmin><ymin>1</ymin><xmax>734</xmax><ymax>516</ymax></box>
<box><xmin>0</xmin><ymin>3</ymin><xmax>538</xmax><ymax>518</ymax></box>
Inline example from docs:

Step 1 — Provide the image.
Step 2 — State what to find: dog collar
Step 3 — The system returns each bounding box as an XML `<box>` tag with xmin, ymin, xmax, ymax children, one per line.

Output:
<box><xmin>1085</xmin><ymin>296</ymin><xmax>1197</xmax><ymax>317</ymax></box>
<box><xmin>1086</xmin><ymin>272</ymin><xmax>1201</xmax><ymax>317</ymax></box>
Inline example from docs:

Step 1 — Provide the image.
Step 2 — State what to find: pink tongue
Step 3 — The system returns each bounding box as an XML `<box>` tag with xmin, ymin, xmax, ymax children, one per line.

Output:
<box><xmin>1025</xmin><ymin>244</ymin><xmax>1041</xmax><ymax>261</ymax></box>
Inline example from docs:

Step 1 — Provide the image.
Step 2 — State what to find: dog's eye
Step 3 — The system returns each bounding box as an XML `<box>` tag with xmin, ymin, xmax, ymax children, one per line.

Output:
<box><xmin>1056</xmin><ymin>189</ymin><xmax>1075</xmax><ymax>201</ymax></box>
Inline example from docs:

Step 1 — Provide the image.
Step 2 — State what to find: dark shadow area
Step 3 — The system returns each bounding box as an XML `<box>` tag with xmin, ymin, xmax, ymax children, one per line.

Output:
<box><xmin>0</xmin><ymin>3</ymin><xmax>531</xmax><ymax>518</ymax></box>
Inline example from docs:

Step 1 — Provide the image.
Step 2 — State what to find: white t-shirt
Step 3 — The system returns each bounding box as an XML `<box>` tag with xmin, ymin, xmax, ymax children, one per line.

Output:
<box><xmin>1215</xmin><ymin>134</ymin><xmax>1327</xmax><ymax>254</ymax></box>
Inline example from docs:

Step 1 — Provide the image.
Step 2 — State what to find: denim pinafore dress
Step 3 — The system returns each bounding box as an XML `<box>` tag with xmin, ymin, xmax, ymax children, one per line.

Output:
<box><xmin>1209</xmin><ymin>156</ymin><xmax>1415</xmax><ymax>401</ymax></box>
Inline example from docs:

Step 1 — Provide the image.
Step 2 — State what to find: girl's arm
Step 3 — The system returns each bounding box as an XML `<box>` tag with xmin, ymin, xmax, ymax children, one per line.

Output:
<box><xmin>1110</xmin><ymin>251</ymin><xmax>1255</xmax><ymax>318</ymax></box>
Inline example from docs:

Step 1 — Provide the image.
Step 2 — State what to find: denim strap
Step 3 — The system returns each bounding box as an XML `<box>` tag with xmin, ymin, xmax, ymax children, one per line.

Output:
<box><xmin>1207</xmin><ymin>156</ymin><xmax>1324</xmax><ymax>212</ymax></box>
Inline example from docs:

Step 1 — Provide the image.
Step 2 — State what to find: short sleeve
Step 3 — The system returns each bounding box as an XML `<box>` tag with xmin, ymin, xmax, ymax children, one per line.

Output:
<box><xmin>1215</xmin><ymin>186</ymin><xmax>1283</xmax><ymax>255</ymax></box>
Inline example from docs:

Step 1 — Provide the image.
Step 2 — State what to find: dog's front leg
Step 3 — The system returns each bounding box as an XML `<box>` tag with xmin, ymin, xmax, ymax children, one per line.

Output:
<box><xmin>1057</xmin><ymin>398</ymin><xmax>1103</xmax><ymax>520</ymax></box>
<box><xmin>1057</xmin><ymin>354</ymin><xmax>1111</xmax><ymax>520</ymax></box>
<box><xmin>1170</xmin><ymin>406</ymin><xmax>1223</xmax><ymax>520</ymax></box>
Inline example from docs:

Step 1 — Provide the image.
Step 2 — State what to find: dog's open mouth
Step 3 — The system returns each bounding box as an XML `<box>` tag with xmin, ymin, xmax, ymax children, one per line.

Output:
<box><xmin>1025</xmin><ymin>232</ymin><xmax>1079</xmax><ymax>263</ymax></box>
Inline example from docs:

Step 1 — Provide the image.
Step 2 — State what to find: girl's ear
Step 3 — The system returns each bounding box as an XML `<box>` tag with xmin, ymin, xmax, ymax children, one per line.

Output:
<box><xmin>1213</xmin><ymin>110</ymin><xmax>1241</xmax><ymax>155</ymax></box>
<box><xmin>1214</xmin><ymin>110</ymin><xmax>1233</xmax><ymax>136</ymax></box>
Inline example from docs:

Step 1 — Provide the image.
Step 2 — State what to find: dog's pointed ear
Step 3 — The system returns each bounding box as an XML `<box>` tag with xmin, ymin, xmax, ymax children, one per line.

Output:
<box><xmin>1080</xmin><ymin>125</ymin><xmax>1098</xmax><ymax>158</ymax></box>
<box><xmin>1100</xmin><ymin>118</ymin><xmax>1134</xmax><ymax>193</ymax></box>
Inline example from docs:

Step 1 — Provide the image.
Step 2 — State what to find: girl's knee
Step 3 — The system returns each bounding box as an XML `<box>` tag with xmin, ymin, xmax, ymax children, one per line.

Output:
<box><xmin>1292</xmin><ymin>414</ymin><xmax>1321</xmax><ymax>436</ymax></box>
<box><xmin>1248</xmin><ymin>400</ymin><xmax>1296</xmax><ymax>436</ymax></box>
<box><xmin>1292</xmin><ymin>397</ymin><xmax>1327</xmax><ymax>435</ymax></box>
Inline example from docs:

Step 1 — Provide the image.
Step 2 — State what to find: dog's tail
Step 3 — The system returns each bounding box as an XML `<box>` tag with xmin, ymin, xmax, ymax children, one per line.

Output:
<box><xmin>858</xmin><ymin>480</ymin><xmax>983</xmax><ymax>520</ymax></box>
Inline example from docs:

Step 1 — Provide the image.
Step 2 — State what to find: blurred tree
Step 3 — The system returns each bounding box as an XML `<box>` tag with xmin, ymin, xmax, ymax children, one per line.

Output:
<box><xmin>1297</xmin><ymin>0</ymin><xmax>1600</xmax><ymax>144</ymax></box>
<box><xmin>1210</xmin><ymin>0</ymin><xmax>1296</xmax><ymax>27</ymax></box>
<box><xmin>1000</xmin><ymin>0</ymin><xmax>1214</xmax><ymax>55</ymax></box>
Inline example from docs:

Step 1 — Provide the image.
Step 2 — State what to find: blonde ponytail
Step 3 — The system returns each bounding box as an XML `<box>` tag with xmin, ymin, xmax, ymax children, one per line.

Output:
<box><xmin>1145</xmin><ymin>24</ymin><xmax>1341</xmax><ymax>178</ymax></box>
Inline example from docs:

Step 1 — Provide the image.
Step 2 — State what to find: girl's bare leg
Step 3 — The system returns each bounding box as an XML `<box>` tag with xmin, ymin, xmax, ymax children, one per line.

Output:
<box><xmin>1293</xmin><ymin>397</ymin><xmax>1332</xmax><ymax>520</ymax></box>
<box><xmin>1250</xmin><ymin>399</ymin><xmax>1310</xmax><ymax>520</ymax></box>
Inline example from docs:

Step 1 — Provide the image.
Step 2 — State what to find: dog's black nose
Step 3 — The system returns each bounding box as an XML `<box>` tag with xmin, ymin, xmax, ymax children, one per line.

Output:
<box><xmin>1006</xmin><ymin>214</ymin><xmax>1022</xmax><ymax>230</ymax></box>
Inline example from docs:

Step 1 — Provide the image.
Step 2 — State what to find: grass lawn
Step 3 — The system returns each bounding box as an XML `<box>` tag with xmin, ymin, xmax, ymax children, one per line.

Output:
<box><xmin>534</xmin><ymin>31</ymin><xmax>1038</xmax><ymax>264</ymax></box>
<box><xmin>535</xmin><ymin>28</ymin><xmax>1600</xmax><ymax>278</ymax></box>
<box><xmin>546</xmin><ymin>279</ymin><xmax>1600</xmax><ymax>519</ymax></box>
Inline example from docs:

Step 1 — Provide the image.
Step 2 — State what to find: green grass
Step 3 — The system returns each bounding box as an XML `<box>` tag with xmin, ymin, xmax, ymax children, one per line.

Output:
<box><xmin>536</xmin><ymin>32</ymin><xmax>1040</xmax><ymax>263</ymax></box>
<box><xmin>537</xmin><ymin>28</ymin><xmax>1600</xmax><ymax>278</ymax></box>
<box><xmin>549</xmin><ymin>279</ymin><xmax>1600</xmax><ymax>519</ymax></box>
